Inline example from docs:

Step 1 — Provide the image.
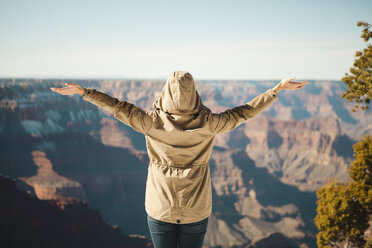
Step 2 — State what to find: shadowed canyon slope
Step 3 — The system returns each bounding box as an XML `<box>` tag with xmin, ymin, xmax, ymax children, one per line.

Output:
<box><xmin>0</xmin><ymin>78</ymin><xmax>370</xmax><ymax>248</ymax></box>
<box><xmin>0</xmin><ymin>175</ymin><xmax>152</xmax><ymax>248</ymax></box>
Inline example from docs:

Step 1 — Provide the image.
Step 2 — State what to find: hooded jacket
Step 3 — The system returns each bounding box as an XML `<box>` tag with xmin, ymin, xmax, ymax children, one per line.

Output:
<box><xmin>81</xmin><ymin>71</ymin><xmax>278</xmax><ymax>224</ymax></box>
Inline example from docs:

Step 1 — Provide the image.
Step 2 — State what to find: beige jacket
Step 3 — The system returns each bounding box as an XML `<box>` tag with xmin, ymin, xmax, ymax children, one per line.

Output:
<box><xmin>82</xmin><ymin>71</ymin><xmax>278</xmax><ymax>224</ymax></box>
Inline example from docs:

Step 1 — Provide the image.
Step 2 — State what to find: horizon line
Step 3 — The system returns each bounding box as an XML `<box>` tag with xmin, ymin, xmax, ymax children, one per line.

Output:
<box><xmin>0</xmin><ymin>76</ymin><xmax>344</xmax><ymax>82</ymax></box>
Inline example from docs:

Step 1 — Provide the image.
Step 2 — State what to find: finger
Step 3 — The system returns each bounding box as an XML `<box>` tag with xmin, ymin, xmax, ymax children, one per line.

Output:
<box><xmin>65</xmin><ymin>82</ymin><xmax>81</xmax><ymax>89</ymax></box>
<box><xmin>289</xmin><ymin>81</ymin><xmax>302</xmax><ymax>84</ymax></box>
<box><xmin>51</xmin><ymin>87</ymin><xmax>64</xmax><ymax>91</ymax></box>
<box><xmin>51</xmin><ymin>88</ymin><xmax>73</xmax><ymax>95</ymax></box>
<box><xmin>51</xmin><ymin>88</ymin><xmax>61</xmax><ymax>92</ymax></box>
<box><xmin>290</xmin><ymin>81</ymin><xmax>308</xmax><ymax>85</ymax></box>
<box><xmin>52</xmin><ymin>87</ymin><xmax>70</xmax><ymax>92</ymax></box>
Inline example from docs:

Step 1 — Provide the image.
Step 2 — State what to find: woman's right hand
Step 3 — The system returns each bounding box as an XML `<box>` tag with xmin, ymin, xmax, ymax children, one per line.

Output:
<box><xmin>273</xmin><ymin>77</ymin><xmax>309</xmax><ymax>94</ymax></box>
<box><xmin>50</xmin><ymin>83</ymin><xmax>85</xmax><ymax>96</ymax></box>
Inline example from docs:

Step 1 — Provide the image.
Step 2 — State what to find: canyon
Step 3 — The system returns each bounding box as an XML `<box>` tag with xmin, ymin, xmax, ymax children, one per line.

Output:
<box><xmin>0</xmin><ymin>78</ymin><xmax>370</xmax><ymax>247</ymax></box>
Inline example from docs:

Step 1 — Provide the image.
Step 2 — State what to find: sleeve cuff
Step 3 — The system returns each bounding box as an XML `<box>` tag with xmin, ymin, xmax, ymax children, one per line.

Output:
<box><xmin>82</xmin><ymin>87</ymin><xmax>95</xmax><ymax>98</ymax></box>
<box><xmin>268</xmin><ymin>88</ymin><xmax>278</xmax><ymax>98</ymax></box>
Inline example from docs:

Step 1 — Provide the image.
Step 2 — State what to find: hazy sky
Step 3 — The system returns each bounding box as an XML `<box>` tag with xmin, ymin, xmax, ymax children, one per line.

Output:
<box><xmin>0</xmin><ymin>0</ymin><xmax>371</xmax><ymax>80</ymax></box>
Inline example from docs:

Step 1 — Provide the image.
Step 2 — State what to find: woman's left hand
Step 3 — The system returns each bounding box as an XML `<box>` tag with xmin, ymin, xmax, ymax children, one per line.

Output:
<box><xmin>273</xmin><ymin>77</ymin><xmax>310</xmax><ymax>94</ymax></box>
<box><xmin>50</xmin><ymin>83</ymin><xmax>85</xmax><ymax>96</ymax></box>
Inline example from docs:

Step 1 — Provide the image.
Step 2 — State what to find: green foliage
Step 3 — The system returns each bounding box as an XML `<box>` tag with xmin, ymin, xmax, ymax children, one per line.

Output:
<box><xmin>349</xmin><ymin>135</ymin><xmax>372</xmax><ymax>213</ymax></box>
<box><xmin>341</xmin><ymin>21</ymin><xmax>372</xmax><ymax>112</ymax></box>
<box><xmin>315</xmin><ymin>179</ymin><xmax>369</xmax><ymax>248</ymax></box>
<box><xmin>315</xmin><ymin>135</ymin><xmax>372</xmax><ymax>248</ymax></box>
<box><xmin>349</xmin><ymin>135</ymin><xmax>372</xmax><ymax>186</ymax></box>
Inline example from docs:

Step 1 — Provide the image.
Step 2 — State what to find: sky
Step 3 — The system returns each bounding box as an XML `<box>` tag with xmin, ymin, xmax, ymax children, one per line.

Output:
<box><xmin>0</xmin><ymin>0</ymin><xmax>371</xmax><ymax>80</ymax></box>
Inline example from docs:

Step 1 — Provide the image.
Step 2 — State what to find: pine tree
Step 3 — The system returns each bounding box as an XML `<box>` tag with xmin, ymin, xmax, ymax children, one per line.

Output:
<box><xmin>314</xmin><ymin>135</ymin><xmax>372</xmax><ymax>247</ymax></box>
<box><xmin>315</xmin><ymin>20</ymin><xmax>372</xmax><ymax>247</ymax></box>
<box><xmin>341</xmin><ymin>21</ymin><xmax>372</xmax><ymax>112</ymax></box>
<box><xmin>349</xmin><ymin>135</ymin><xmax>372</xmax><ymax>214</ymax></box>
<box><xmin>315</xmin><ymin>175</ymin><xmax>370</xmax><ymax>247</ymax></box>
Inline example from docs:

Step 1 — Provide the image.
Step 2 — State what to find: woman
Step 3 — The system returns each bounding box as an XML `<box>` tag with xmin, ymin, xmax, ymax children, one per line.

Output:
<box><xmin>50</xmin><ymin>71</ymin><xmax>309</xmax><ymax>248</ymax></box>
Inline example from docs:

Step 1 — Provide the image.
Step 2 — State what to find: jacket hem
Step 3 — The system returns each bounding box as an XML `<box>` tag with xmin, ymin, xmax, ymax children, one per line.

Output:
<box><xmin>149</xmin><ymin>160</ymin><xmax>209</xmax><ymax>168</ymax></box>
<box><xmin>145</xmin><ymin>209</ymin><xmax>211</xmax><ymax>225</ymax></box>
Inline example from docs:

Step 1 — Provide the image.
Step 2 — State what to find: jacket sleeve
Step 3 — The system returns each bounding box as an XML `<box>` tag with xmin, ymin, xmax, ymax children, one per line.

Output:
<box><xmin>81</xmin><ymin>87</ymin><xmax>152</xmax><ymax>134</ymax></box>
<box><xmin>209</xmin><ymin>88</ymin><xmax>278</xmax><ymax>134</ymax></box>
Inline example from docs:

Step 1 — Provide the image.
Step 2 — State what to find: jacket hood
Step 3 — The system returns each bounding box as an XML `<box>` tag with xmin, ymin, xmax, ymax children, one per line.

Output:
<box><xmin>153</xmin><ymin>71</ymin><xmax>210</xmax><ymax>115</ymax></box>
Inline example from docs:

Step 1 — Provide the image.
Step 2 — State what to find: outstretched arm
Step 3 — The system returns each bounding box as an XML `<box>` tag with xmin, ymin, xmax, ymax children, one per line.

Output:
<box><xmin>50</xmin><ymin>83</ymin><xmax>152</xmax><ymax>134</ymax></box>
<box><xmin>209</xmin><ymin>77</ymin><xmax>309</xmax><ymax>134</ymax></box>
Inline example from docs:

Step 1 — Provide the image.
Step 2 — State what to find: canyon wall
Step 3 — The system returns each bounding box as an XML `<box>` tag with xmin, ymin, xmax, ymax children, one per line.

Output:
<box><xmin>0</xmin><ymin>78</ymin><xmax>370</xmax><ymax>247</ymax></box>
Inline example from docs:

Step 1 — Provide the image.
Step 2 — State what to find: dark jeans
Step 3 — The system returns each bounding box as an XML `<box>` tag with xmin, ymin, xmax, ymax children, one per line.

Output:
<box><xmin>147</xmin><ymin>214</ymin><xmax>209</xmax><ymax>248</ymax></box>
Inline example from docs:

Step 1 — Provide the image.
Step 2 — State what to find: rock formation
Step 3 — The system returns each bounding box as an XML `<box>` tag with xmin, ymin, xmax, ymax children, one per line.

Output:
<box><xmin>0</xmin><ymin>175</ymin><xmax>153</xmax><ymax>248</ymax></box>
